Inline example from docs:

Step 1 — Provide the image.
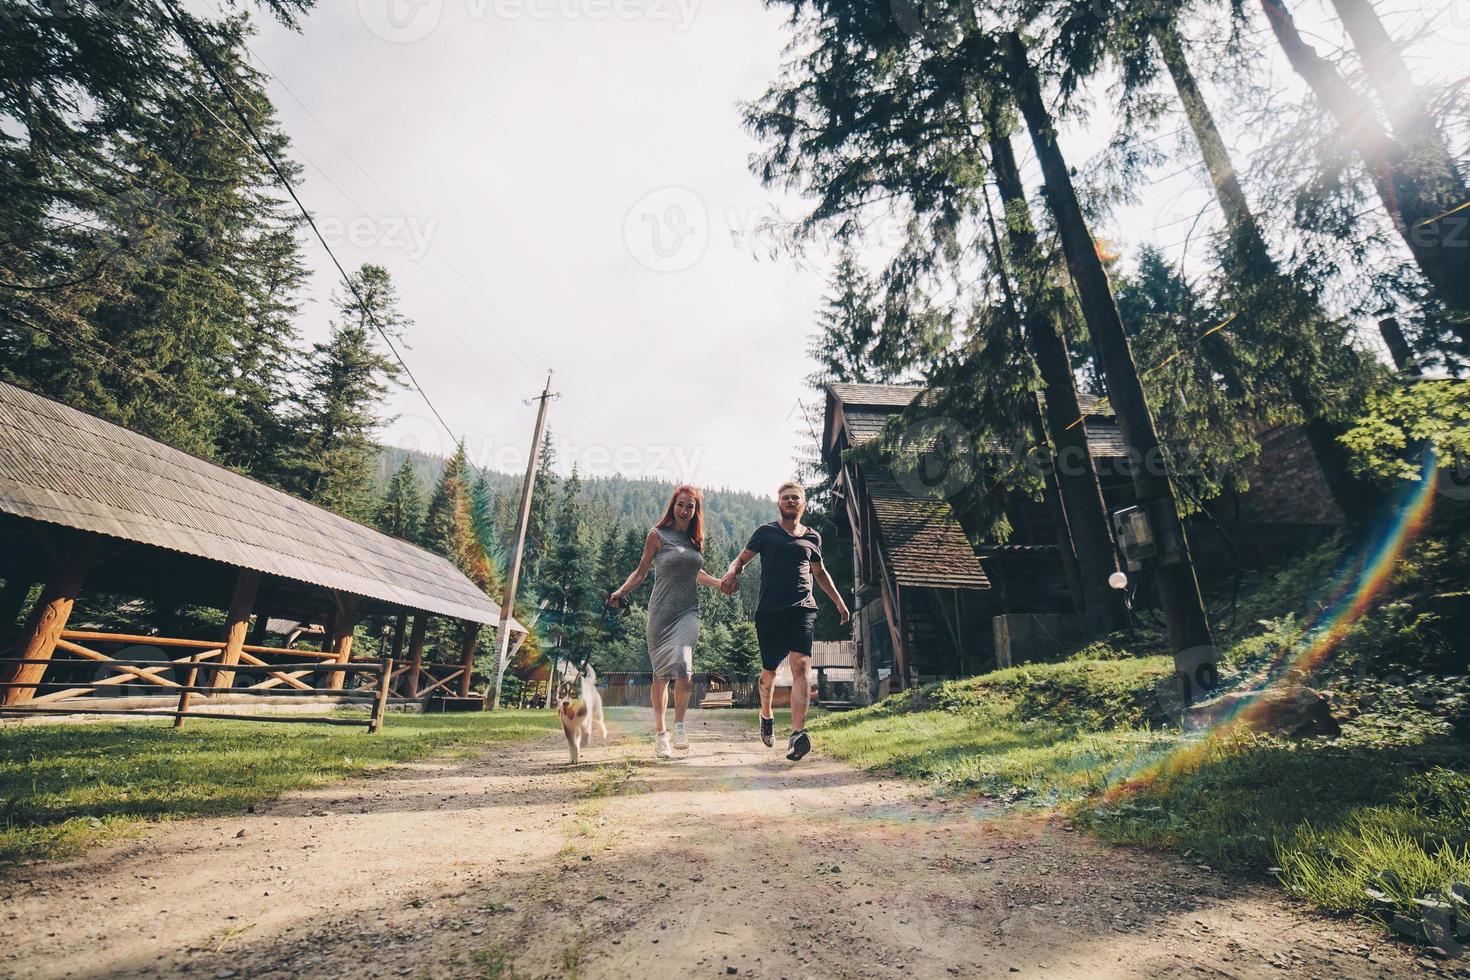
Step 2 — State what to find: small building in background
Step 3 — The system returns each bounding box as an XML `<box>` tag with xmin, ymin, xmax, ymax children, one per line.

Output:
<box><xmin>820</xmin><ymin>382</ymin><xmax>1342</xmax><ymax>701</ymax></box>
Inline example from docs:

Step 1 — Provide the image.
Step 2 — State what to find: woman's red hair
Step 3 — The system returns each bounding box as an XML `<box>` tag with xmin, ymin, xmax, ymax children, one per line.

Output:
<box><xmin>656</xmin><ymin>484</ymin><xmax>705</xmax><ymax>552</ymax></box>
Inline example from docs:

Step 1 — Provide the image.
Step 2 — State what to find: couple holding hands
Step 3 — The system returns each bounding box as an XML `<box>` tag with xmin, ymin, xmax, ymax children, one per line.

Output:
<box><xmin>606</xmin><ymin>481</ymin><xmax>850</xmax><ymax>761</ymax></box>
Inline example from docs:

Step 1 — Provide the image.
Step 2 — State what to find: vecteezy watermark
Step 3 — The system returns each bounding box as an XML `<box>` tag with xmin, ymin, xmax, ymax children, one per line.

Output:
<box><xmin>888</xmin><ymin>0</ymin><xmax>978</xmax><ymax>45</ymax></box>
<box><xmin>890</xmin><ymin>417</ymin><xmax>977</xmax><ymax>500</ymax></box>
<box><xmin>316</xmin><ymin>213</ymin><xmax>439</xmax><ymax>261</ymax></box>
<box><xmin>627</xmin><ymin>189</ymin><xmax>922</xmax><ymax>272</ymax></box>
<box><xmin>387</xmin><ymin>415</ymin><xmax>708</xmax><ymax>483</ymax></box>
<box><xmin>1439</xmin><ymin>446</ymin><xmax>1470</xmax><ymax>501</ymax></box>
<box><xmin>359</xmin><ymin>0</ymin><xmax>444</xmax><ymax>43</ymax></box>
<box><xmin>623</xmin><ymin>187</ymin><xmax>709</xmax><ymax>273</ymax></box>
<box><xmin>359</xmin><ymin>0</ymin><xmax>700</xmax><ymax>42</ymax></box>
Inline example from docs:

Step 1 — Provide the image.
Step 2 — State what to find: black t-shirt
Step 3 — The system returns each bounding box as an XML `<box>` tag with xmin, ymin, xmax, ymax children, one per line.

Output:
<box><xmin>745</xmin><ymin>521</ymin><xmax>823</xmax><ymax>612</ymax></box>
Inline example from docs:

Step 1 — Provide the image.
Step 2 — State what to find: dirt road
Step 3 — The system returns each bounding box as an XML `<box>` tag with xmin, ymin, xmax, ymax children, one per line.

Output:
<box><xmin>1</xmin><ymin>710</ymin><xmax>1434</xmax><ymax>979</ymax></box>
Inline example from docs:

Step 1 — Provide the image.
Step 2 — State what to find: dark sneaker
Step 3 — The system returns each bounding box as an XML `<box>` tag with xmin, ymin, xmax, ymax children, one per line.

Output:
<box><xmin>760</xmin><ymin>715</ymin><xmax>775</xmax><ymax>748</ymax></box>
<box><xmin>786</xmin><ymin>729</ymin><xmax>811</xmax><ymax>762</ymax></box>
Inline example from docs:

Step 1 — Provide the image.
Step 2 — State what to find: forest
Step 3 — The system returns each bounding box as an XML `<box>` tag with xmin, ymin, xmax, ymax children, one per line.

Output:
<box><xmin>2</xmin><ymin>0</ymin><xmax>1468</xmax><ymax>688</ymax></box>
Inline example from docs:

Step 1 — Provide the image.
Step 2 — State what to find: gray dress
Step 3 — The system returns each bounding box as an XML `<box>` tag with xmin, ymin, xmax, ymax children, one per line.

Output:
<box><xmin>646</xmin><ymin>527</ymin><xmax>702</xmax><ymax>680</ymax></box>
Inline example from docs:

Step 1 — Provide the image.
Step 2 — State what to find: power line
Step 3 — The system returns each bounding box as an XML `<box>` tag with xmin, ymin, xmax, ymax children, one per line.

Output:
<box><xmin>231</xmin><ymin>33</ymin><xmax>613</xmax><ymax>450</ymax></box>
<box><xmin>158</xmin><ymin>0</ymin><xmax>458</xmax><ymax>442</ymax></box>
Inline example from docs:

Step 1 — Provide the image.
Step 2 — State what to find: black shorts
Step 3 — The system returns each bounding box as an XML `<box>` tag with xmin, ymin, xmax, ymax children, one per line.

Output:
<box><xmin>754</xmin><ymin>607</ymin><xmax>818</xmax><ymax>671</ymax></box>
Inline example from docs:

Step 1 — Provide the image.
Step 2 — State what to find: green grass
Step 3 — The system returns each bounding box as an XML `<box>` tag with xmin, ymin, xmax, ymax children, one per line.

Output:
<box><xmin>810</xmin><ymin>659</ymin><xmax>1470</xmax><ymax>930</ymax></box>
<box><xmin>0</xmin><ymin>710</ymin><xmax>558</xmax><ymax>871</ymax></box>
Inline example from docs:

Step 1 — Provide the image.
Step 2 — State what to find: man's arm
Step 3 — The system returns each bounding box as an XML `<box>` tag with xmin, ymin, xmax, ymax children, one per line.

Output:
<box><xmin>720</xmin><ymin>548</ymin><xmax>758</xmax><ymax>595</ymax></box>
<box><xmin>812</xmin><ymin>559</ymin><xmax>851</xmax><ymax>624</ymax></box>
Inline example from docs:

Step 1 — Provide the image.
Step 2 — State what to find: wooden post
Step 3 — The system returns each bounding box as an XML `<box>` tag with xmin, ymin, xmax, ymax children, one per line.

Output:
<box><xmin>406</xmin><ymin>614</ymin><xmax>427</xmax><ymax>697</ymax></box>
<box><xmin>247</xmin><ymin>587</ymin><xmax>273</xmax><ymax>647</ymax></box>
<box><xmin>325</xmin><ymin>596</ymin><xmax>361</xmax><ymax>691</ymax></box>
<box><xmin>173</xmin><ymin>655</ymin><xmax>201</xmax><ymax>729</ymax></box>
<box><xmin>0</xmin><ymin>533</ymin><xmax>98</xmax><ymax>706</ymax></box>
<box><xmin>490</xmin><ymin>373</ymin><xmax>555</xmax><ymax>709</ymax></box>
<box><xmin>390</xmin><ymin>611</ymin><xmax>407</xmax><ymax>662</ymax></box>
<box><xmin>458</xmin><ymin>625</ymin><xmax>479</xmax><ymax>697</ymax></box>
<box><xmin>212</xmin><ymin>569</ymin><xmax>260</xmax><ymax>690</ymax></box>
<box><xmin>368</xmin><ymin>658</ymin><xmax>394</xmax><ymax>734</ymax></box>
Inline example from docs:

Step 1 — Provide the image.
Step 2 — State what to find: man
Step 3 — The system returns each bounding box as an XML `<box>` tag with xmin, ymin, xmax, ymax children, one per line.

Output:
<box><xmin>721</xmin><ymin>481</ymin><xmax>850</xmax><ymax>761</ymax></box>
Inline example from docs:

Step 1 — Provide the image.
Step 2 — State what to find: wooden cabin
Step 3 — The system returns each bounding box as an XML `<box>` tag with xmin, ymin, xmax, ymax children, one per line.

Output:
<box><xmin>821</xmin><ymin>383</ymin><xmax>1134</xmax><ymax>699</ymax></box>
<box><xmin>822</xmin><ymin>383</ymin><xmax>1353</xmax><ymax>700</ymax></box>
<box><xmin>0</xmin><ymin>380</ymin><xmax>525</xmax><ymax>715</ymax></box>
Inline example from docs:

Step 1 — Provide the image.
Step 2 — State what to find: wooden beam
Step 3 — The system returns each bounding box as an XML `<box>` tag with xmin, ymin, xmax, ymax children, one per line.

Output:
<box><xmin>415</xmin><ymin>668</ymin><xmax>464</xmax><ymax>700</ymax></box>
<box><xmin>324</xmin><ymin>596</ymin><xmax>361</xmax><ymax>691</ymax></box>
<box><xmin>212</xmin><ymin>569</ymin><xmax>260</xmax><ymax>690</ymax></box>
<box><xmin>0</xmin><ymin>533</ymin><xmax>98</xmax><ymax>706</ymax></box>
<box><xmin>457</xmin><ymin>626</ymin><xmax>479</xmax><ymax>697</ymax></box>
<box><xmin>406</xmin><ymin>614</ymin><xmax>427</xmax><ymax>697</ymax></box>
<box><xmin>237</xmin><ymin>651</ymin><xmax>315</xmax><ymax>692</ymax></box>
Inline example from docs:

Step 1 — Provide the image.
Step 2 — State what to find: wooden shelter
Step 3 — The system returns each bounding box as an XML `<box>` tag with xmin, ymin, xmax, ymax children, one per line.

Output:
<box><xmin>0</xmin><ymin>380</ymin><xmax>524</xmax><ymax>716</ymax></box>
<box><xmin>821</xmin><ymin>383</ymin><xmax>1134</xmax><ymax>698</ymax></box>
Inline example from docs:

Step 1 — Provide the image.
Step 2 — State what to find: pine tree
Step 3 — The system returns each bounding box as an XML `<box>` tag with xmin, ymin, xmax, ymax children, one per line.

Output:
<box><xmin>377</xmin><ymin>458</ymin><xmax>425</xmax><ymax>542</ymax></box>
<box><xmin>521</xmin><ymin>432</ymin><xmax>559</xmax><ymax>599</ymax></box>
<box><xmin>2</xmin><ymin>11</ymin><xmax>310</xmax><ymax>466</ymax></box>
<box><xmin>422</xmin><ymin>443</ymin><xmax>502</xmax><ymax>661</ymax></box>
<box><xmin>1255</xmin><ymin>0</ymin><xmax>1470</xmax><ymax>327</ymax></box>
<box><xmin>806</xmin><ymin>248</ymin><xmax>888</xmax><ymax>388</ymax></box>
<box><xmin>540</xmin><ymin>466</ymin><xmax>596</xmax><ymax>666</ymax></box>
<box><xmin>469</xmin><ymin>471</ymin><xmax>498</xmax><ymax>560</ymax></box>
<box><xmin>280</xmin><ymin>263</ymin><xmax>404</xmax><ymax>522</ymax></box>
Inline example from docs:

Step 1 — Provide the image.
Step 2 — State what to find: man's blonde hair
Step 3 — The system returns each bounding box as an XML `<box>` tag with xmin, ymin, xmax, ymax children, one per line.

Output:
<box><xmin>777</xmin><ymin>480</ymin><xmax>805</xmax><ymax>498</ymax></box>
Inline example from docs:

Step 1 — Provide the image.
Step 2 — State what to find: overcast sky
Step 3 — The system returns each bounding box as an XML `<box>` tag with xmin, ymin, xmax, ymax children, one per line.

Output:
<box><xmin>246</xmin><ymin>0</ymin><xmax>1466</xmax><ymax>496</ymax></box>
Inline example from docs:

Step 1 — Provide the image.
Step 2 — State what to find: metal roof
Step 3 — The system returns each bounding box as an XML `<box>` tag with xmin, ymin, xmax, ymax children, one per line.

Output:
<box><xmin>865</xmin><ymin>471</ymin><xmax>991</xmax><ymax>591</ymax></box>
<box><xmin>0</xmin><ymin>381</ymin><xmax>522</xmax><ymax>630</ymax></box>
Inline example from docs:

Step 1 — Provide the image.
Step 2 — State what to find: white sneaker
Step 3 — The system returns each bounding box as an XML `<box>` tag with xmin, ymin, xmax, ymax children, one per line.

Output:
<box><xmin>673</xmin><ymin>722</ymin><xmax>689</xmax><ymax>750</ymax></box>
<box><xmin>654</xmin><ymin>731</ymin><xmax>673</xmax><ymax>758</ymax></box>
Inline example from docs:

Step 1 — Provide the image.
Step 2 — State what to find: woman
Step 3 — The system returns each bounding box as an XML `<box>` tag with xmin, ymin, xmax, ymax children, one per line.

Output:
<box><xmin>608</xmin><ymin>485</ymin><xmax>725</xmax><ymax>758</ymax></box>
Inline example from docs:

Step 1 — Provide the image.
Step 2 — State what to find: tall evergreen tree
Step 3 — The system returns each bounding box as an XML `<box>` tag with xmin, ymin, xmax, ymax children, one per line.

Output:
<box><xmin>806</xmin><ymin>249</ymin><xmax>890</xmax><ymax>388</ymax></box>
<box><xmin>377</xmin><ymin>458</ymin><xmax>425</xmax><ymax>542</ymax></box>
<box><xmin>540</xmin><ymin>466</ymin><xmax>596</xmax><ymax>666</ymax></box>
<box><xmin>423</xmin><ymin>442</ymin><xmax>498</xmax><ymax>591</ymax></box>
<box><xmin>521</xmin><ymin>432</ymin><xmax>559</xmax><ymax>599</ymax></box>
<box><xmin>469</xmin><ymin>471</ymin><xmax>498</xmax><ymax>560</ymax></box>
<box><xmin>1255</xmin><ymin>0</ymin><xmax>1470</xmax><ymax>327</ymax></box>
<box><xmin>2</xmin><ymin>11</ymin><xmax>309</xmax><ymax>465</ymax></box>
<box><xmin>280</xmin><ymin>263</ymin><xmax>404</xmax><ymax>522</ymax></box>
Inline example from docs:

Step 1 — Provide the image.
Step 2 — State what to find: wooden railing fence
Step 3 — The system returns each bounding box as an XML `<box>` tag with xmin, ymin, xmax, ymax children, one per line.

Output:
<box><xmin>0</xmin><ymin>630</ymin><xmax>394</xmax><ymax>732</ymax></box>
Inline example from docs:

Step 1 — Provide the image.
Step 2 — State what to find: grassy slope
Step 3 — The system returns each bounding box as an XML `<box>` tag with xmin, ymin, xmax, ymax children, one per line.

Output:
<box><xmin>811</xmin><ymin>531</ymin><xmax>1470</xmax><ymax>932</ymax></box>
<box><xmin>814</xmin><ymin>664</ymin><xmax>1470</xmax><ymax>923</ymax></box>
<box><xmin>0</xmin><ymin>711</ymin><xmax>558</xmax><ymax>870</ymax></box>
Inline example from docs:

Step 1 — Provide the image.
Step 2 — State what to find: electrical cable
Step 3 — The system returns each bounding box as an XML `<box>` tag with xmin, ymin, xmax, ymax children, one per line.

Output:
<box><xmin>158</xmin><ymin>0</ymin><xmax>458</xmax><ymax>442</ymax></box>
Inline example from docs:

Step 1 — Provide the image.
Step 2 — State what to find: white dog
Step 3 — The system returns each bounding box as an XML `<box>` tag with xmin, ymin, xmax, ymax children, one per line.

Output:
<box><xmin>558</xmin><ymin>663</ymin><xmax>607</xmax><ymax>764</ymax></box>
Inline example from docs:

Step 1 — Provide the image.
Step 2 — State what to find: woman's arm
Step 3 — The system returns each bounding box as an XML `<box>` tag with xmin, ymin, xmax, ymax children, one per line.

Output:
<box><xmin>609</xmin><ymin>530</ymin><xmax>661</xmax><ymax>603</ymax></box>
<box><xmin>812</xmin><ymin>559</ymin><xmax>851</xmax><ymax>624</ymax></box>
<box><xmin>720</xmin><ymin>547</ymin><xmax>758</xmax><ymax>594</ymax></box>
<box><xmin>696</xmin><ymin>569</ymin><xmax>725</xmax><ymax>590</ymax></box>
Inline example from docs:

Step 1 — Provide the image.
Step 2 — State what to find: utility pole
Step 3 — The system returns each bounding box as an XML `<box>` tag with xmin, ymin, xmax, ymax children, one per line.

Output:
<box><xmin>488</xmin><ymin>373</ymin><xmax>557</xmax><ymax>709</ymax></box>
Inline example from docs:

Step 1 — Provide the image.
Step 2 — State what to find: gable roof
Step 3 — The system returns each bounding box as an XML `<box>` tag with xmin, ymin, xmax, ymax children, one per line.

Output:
<box><xmin>864</xmin><ymin>471</ymin><xmax>990</xmax><ymax>590</ymax></box>
<box><xmin>0</xmin><ymin>381</ymin><xmax>522</xmax><ymax>630</ymax></box>
<box><xmin>825</xmin><ymin>382</ymin><xmax>1127</xmax><ymax>457</ymax></box>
